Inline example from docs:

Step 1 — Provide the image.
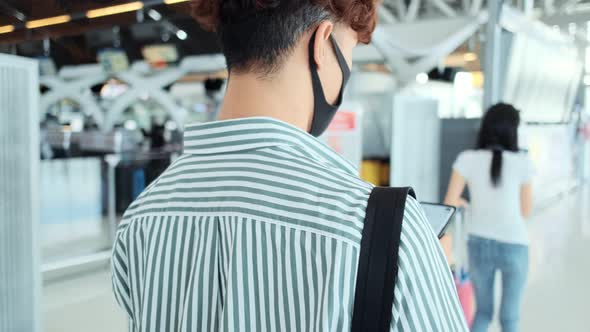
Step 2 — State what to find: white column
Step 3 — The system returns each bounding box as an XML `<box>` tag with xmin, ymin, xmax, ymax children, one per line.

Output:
<box><xmin>483</xmin><ymin>0</ymin><xmax>505</xmax><ymax>109</ymax></box>
<box><xmin>0</xmin><ymin>54</ymin><xmax>42</xmax><ymax>332</ymax></box>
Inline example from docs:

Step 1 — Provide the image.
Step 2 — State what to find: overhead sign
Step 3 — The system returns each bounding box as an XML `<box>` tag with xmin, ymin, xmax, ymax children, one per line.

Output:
<box><xmin>142</xmin><ymin>44</ymin><xmax>179</xmax><ymax>67</ymax></box>
<box><xmin>320</xmin><ymin>103</ymin><xmax>363</xmax><ymax>171</ymax></box>
<box><xmin>98</xmin><ymin>48</ymin><xmax>129</xmax><ymax>73</ymax></box>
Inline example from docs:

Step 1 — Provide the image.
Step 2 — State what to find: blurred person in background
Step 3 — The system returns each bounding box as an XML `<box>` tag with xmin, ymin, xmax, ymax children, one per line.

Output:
<box><xmin>444</xmin><ymin>103</ymin><xmax>534</xmax><ymax>332</ymax></box>
<box><xmin>111</xmin><ymin>0</ymin><xmax>468</xmax><ymax>331</ymax></box>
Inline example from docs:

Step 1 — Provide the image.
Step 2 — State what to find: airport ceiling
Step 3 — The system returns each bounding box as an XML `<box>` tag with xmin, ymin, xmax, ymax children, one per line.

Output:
<box><xmin>1</xmin><ymin>0</ymin><xmax>590</xmax><ymax>68</ymax></box>
<box><xmin>0</xmin><ymin>0</ymin><xmax>219</xmax><ymax>67</ymax></box>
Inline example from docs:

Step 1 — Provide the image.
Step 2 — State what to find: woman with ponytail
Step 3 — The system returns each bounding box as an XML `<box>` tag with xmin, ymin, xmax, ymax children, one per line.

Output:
<box><xmin>444</xmin><ymin>103</ymin><xmax>534</xmax><ymax>332</ymax></box>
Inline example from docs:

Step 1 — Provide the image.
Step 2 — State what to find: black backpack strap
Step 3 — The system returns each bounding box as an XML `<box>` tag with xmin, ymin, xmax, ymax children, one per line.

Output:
<box><xmin>351</xmin><ymin>186</ymin><xmax>416</xmax><ymax>332</ymax></box>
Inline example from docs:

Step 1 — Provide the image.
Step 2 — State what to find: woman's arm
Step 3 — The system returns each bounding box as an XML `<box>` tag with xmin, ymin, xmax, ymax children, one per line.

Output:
<box><xmin>440</xmin><ymin>170</ymin><xmax>468</xmax><ymax>265</ymax></box>
<box><xmin>444</xmin><ymin>170</ymin><xmax>467</xmax><ymax>208</ymax></box>
<box><xmin>520</xmin><ymin>182</ymin><xmax>533</xmax><ymax>218</ymax></box>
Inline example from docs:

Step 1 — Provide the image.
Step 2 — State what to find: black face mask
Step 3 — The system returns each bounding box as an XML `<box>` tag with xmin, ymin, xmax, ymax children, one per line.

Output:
<box><xmin>308</xmin><ymin>30</ymin><xmax>351</xmax><ymax>137</ymax></box>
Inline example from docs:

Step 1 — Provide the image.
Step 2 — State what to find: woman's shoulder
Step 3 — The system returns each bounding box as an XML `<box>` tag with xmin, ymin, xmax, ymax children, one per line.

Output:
<box><xmin>461</xmin><ymin>149</ymin><xmax>529</xmax><ymax>159</ymax></box>
<box><xmin>457</xmin><ymin>149</ymin><xmax>490</xmax><ymax>160</ymax></box>
<box><xmin>503</xmin><ymin>150</ymin><xmax>535</xmax><ymax>178</ymax></box>
<box><xmin>504</xmin><ymin>150</ymin><xmax>532</xmax><ymax>162</ymax></box>
<box><xmin>454</xmin><ymin>150</ymin><xmax>488</xmax><ymax>173</ymax></box>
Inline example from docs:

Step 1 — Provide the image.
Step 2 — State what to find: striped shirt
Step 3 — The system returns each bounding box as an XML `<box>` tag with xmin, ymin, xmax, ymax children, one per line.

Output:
<box><xmin>112</xmin><ymin>117</ymin><xmax>468</xmax><ymax>332</ymax></box>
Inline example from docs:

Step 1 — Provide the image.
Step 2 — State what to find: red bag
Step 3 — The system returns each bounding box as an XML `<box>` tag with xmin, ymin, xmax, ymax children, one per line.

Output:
<box><xmin>454</xmin><ymin>269</ymin><xmax>475</xmax><ymax>328</ymax></box>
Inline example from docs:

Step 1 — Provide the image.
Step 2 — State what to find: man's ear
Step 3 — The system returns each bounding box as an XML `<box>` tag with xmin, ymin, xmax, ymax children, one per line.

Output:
<box><xmin>312</xmin><ymin>21</ymin><xmax>334</xmax><ymax>70</ymax></box>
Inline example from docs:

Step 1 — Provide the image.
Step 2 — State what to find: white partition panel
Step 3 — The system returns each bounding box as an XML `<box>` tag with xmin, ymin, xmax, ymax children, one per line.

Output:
<box><xmin>0</xmin><ymin>54</ymin><xmax>41</xmax><ymax>332</ymax></box>
<box><xmin>40</xmin><ymin>158</ymin><xmax>105</xmax><ymax>261</ymax></box>
<box><xmin>390</xmin><ymin>95</ymin><xmax>441</xmax><ymax>202</ymax></box>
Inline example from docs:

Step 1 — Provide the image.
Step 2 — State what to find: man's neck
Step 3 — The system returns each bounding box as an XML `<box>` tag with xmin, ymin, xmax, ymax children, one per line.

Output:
<box><xmin>217</xmin><ymin>71</ymin><xmax>313</xmax><ymax>132</ymax></box>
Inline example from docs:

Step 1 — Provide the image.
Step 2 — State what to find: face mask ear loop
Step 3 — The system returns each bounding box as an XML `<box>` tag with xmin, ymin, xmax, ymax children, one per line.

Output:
<box><xmin>328</xmin><ymin>34</ymin><xmax>351</xmax><ymax>106</ymax></box>
<box><xmin>308</xmin><ymin>30</ymin><xmax>352</xmax><ymax>136</ymax></box>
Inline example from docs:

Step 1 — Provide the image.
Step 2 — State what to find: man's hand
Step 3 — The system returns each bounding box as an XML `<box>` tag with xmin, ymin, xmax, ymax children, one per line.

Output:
<box><xmin>457</xmin><ymin>198</ymin><xmax>470</xmax><ymax>209</ymax></box>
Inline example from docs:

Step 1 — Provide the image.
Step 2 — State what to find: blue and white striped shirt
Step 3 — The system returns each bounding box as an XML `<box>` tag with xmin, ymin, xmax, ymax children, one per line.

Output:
<box><xmin>112</xmin><ymin>117</ymin><xmax>468</xmax><ymax>331</ymax></box>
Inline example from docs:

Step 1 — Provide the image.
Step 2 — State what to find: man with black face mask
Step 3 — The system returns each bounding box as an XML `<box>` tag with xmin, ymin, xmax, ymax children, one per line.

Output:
<box><xmin>111</xmin><ymin>1</ymin><xmax>468</xmax><ymax>331</ymax></box>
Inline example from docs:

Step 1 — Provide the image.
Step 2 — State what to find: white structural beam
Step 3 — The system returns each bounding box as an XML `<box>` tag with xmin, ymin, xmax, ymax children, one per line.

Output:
<box><xmin>406</xmin><ymin>0</ymin><xmax>422</xmax><ymax>21</ymax></box>
<box><xmin>431</xmin><ymin>0</ymin><xmax>458</xmax><ymax>17</ymax></box>
<box><xmin>102</xmin><ymin>54</ymin><xmax>227</xmax><ymax>131</ymax></box>
<box><xmin>59</xmin><ymin>64</ymin><xmax>104</xmax><ymax>79</ymax></box>
<box><xmin>499</xmin><ymin>3</ymin><xmax>583</xmax><ymax>121</ymax></box>
<box><xmin>522</xmin><ymin>0</ymin><xmax>535</xmax><ymax>16</ymax></box>
<box><xmin>542</xmin><ymin>10</ymin><xmax>590</xmax><ymax>26</ymax></box>
<box><xmin>38</xmin><ymin>54</ymin><xmax>227</xmax><ymax>132</ymax></box>
<box><xmin>103</xmin><ymin>67</ymin><xmax>187</xmax><ymax>131</ymax></box>
<box><xmin>356</xmin><ymin>12</ymin><xmax>487</xmax><ymax>84</ymax></box>
<box><xmin>462</xmin><ymin>0</ymin><xmax>471</xmax><ymax>12</ymax></box>
<box><xmin>483</xmin><ymin>0</ymin><xmax>505</xmax><ymax>109</ymax></box>
<box><xmin>560</xmin><ymin>0</ymin><xmax>583</xmax><ymax>13</ymax></box>
<box><xmin>505</xmin><ymin>4</ymin><xmax>586</xmax><ymax>50</ymax></box>
<box><xmin>470</xmin><ymin>0</ymin><xmax>485</xmax><ymax>15</ymax></box>
<box><xmin>384</xmin><ymin>0</ymin><xmax>470</xmax><ymax>22</ymax></box>
<box><xmin>394</xmin><ymin>0</ymin><xmax>407</xmax><ymax>21</ymax></box>
<box><xmin>180</xmin><ymin>54</ymin><xmax>226</xmax><ymax>73</ymax></box>
<box><xmin>382</xmin><ymin>0</ymin><xmax>589</xmax><ymax>22</ymax></box>
<box><xmin>378</xmin><ymin>6</ymin><xmax>398</xmax><ymax>24</ymax></box>
<box><xmin>544</xmin><ymin>0</ymin><xmax>556</xmax><ymax>15</ymax></box>
<box><xmin>40</xmin><ymin>73</ymin><xmax>108</xmax><ymax>128</ymax></box>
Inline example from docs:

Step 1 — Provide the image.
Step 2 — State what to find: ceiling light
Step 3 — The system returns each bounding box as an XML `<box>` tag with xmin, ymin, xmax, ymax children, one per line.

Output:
<box><xmin>13</xmin><ymin>12</ymin><xmax>26</xmax><ymax>22</ymax></box>
<box><xmin>463</xmin><ymin>52</ymin><xmax>478</xmax><ymax>62</ymax></box>
<box><xmin>176</xmin><ymin>30</ymin><xmax>188</xmax><ymax>40</ymax></box>
<box><xmin>161</xmin><ymin>31</ymin><xmax>171</xmax><ymax>42</ymax></box>
<box><xmin>164</xmin><ymin>0</ymin><xmax>191</xmax><ymax>4</ymax></box>
<box><xmin>0</xmin><ymin>25</ymin><xmax>15</xmax><ymax>34</ymax></box>
<box><xmin>25</xmin><ymin>15</ymin><xmax>71</xmax><ymax>29</ymax></box>
<box><xmin>148</xmin><ymin>9</ymin><xmax>162</xmax><ymax>21</ymax></box>
<box><xmin>86</xmin><ymin>2</ymin><xmax>144</xmax><ymax>19</ymax></box>
<box><xmin>416</xmin><ymin>73</ymin><xmax>429</xmax><ymax>84</ymax></box>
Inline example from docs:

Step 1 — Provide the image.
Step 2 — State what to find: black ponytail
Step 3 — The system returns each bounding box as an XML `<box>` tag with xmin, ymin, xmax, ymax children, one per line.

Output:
<box><xmin>491</xmin><ymin>149</ymin><xmax>503</xmax><ymax>186</ymax></box>
<box><xmin>476</xmin><ymin>103</ymin><xmax>520</xmax><ymax>187</ymax></box>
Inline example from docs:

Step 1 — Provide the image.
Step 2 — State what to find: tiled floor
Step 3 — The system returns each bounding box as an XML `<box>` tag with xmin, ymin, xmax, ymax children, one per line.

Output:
<box><xmin>493</xmin><ymin>185</ymin><xmax>590</xmax><ymax>332</ymax></box>
<box><xmin>43</xmin><ymin>265</ymin><xmax>127</xmax><ymax>332</ymax></box>
<box><xmin>42</xmin><ymin>186</ymin><xmax>590</xmax><ymax>332</ymax></box>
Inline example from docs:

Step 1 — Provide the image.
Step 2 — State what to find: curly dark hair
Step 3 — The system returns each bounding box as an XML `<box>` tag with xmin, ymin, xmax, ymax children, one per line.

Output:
<box><xmin>191</xmin><ymin>0</ymin><xmax>377</xmax><ymax>74</ymax></box>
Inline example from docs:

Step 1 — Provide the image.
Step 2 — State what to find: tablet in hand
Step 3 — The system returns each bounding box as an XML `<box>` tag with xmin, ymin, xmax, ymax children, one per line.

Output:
<box><xmin>420</xmin><ymin>202</ymin><xmax>456</xmax><ymax>238</ymax></box>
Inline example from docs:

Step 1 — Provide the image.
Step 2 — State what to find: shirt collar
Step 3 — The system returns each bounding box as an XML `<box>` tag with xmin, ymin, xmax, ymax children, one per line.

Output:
<box><xmin>183</xmin><ymin>117</ymin><xmax>358</xmax><ymax>175</ymax></box>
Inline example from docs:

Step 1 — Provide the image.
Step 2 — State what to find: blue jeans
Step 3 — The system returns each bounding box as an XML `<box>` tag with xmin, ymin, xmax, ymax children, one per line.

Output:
<box><xmin>468</xmin><ymin>236</ymin><xmax>529</xmax><ymax>332</ymax></box>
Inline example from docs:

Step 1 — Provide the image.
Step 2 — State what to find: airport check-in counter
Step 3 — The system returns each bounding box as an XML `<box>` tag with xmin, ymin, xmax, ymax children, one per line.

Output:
<box><xmin>39</xmin><ymin>129</ymin><xmax>180</xmax><ymax>279</ymax></box>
